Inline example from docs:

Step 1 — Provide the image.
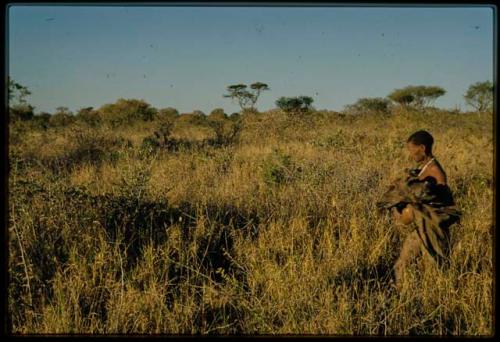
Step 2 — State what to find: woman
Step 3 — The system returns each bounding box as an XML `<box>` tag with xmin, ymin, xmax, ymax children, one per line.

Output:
<box><xmin>378</xmin><ymin>130</ymin><xmax>461</xmax><ymax>290</ymax></box>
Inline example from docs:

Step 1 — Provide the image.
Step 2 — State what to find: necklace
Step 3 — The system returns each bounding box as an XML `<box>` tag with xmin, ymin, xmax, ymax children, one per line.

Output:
<box><xmin>418</xmin><ymin>157</ymin><xmax>435</xmax><ymax>177</ymax></box>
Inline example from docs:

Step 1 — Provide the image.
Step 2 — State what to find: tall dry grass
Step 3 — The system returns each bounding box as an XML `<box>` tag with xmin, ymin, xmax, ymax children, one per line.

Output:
<box><xmin>8</xmin><ymin>108</ymin><xmax>493</xmax><ymax>335</ymax></box>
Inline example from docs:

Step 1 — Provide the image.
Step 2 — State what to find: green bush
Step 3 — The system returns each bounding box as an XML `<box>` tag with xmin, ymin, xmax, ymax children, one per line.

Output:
<box><xmin>155</xmin><ymin>107</ymin><xmax>179</xmax><ymax>121</ymax></box>
<box><xmin>262</xmin><ymin>149</ymin><xmax>296</xmax><ymax>186</ymax></box>
<box><xmin>29</xmin><ymin>113</ymin><xmax>51</xmax><ymax>130</ymax></box>
<box><xmin>9</xmin><ymin>104</ymin><xmax>34</xmax><ymax>121</ymax></box>
<box><xmin>76</xmin><ymin>107</ymin><xmax>101</xmax><ymax>127</ymax></box>
<box><xmin>275</xmin><ymin>96</ymin><xmax>314</xmax><ymax>115</ymax></box>
<box><xmin>344</xmin><ymin>97</ymin><xmax>391</xmax><ymax>115</ymax></box>
<box><xmin>98</xmin><ymin>98</ymin><xmax>157</xmax><ymax>127</ymax></box>
<box><xmin>209</xmin><ymin>120</ymin><xmax>242</xmax><ymax>147</ymax></box>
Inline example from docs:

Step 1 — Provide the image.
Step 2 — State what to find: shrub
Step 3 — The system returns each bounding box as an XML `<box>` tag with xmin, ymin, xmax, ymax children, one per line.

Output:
<box><xmin>177</xmin><ymin>111</ymin><xmax>207</xmax><ymax>125</ymax></box>
<box><xmin>49</xmin><ymin>108</ymin><xmax>75</xmax><ymax>127</ymax></box>
<box><xmin>229</xmin><ymin>113</ymin><xmax>241</xmax><ymax>121</ymax></box>
<box><xmin>156</xmin><ymin>107</ymin><xmax>179</xmax><ymax>121</ymax></box>
<box><xmin>76</xmin><ymin>107</ymin><xmax>101</xmax><ymax>127</ymax></box>
<box><xmin>31</xmin><ymin>113</ymin><xmax>51</xmax><ymax>130</ymax></box>
<box><xmin>98</xmin><ymin>98</ymin><xmax>157</xmax><ymax>127</ymax></box>
<box><xmin>261</xmin><ymin>149</ymin><xmax>297</xmax><ymax>186</ymax></box>
<box><xmin>9</xmin><ymin>104</ymin><xmax>34</xmax><ymax>121</ymax></box>
<box><xmin>40</xmin><ymin>128</ymin><xmax>131</xmax><ymax>173</ymax></box>
<box><xmin>207</xmin><ymin>119</ymin><xmax>242</xmax><ymax>147</ymax></box>
<box><xmin>208</xmin><ymin>108</ymin><xmax>228</xmax><ymax>121</ymax></box>
<box><xmin>344</xmin><ymin>97</ymin><xmax>391</xmax><ymax>115</ymax></box>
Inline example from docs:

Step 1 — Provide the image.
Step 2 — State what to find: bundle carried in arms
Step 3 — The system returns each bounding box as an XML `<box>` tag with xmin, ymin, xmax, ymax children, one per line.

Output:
<box><xmin>377</xmin><ymin>168</ymin><xmax>461</xmax><ymax>262</ymax></box>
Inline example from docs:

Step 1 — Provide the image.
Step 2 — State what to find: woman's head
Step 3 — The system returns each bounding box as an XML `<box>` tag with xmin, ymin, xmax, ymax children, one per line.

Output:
<box><xmin>407</xmin><ymin>130</ymin><xmax>434</xmax><ymax>162</ymax></box>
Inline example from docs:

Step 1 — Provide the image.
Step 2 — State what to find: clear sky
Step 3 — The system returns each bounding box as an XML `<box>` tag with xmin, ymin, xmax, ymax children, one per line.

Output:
<box><xmin>7</xmin><ymin>5</ymin><xmax>495</xmax><ymax>114</ymax></box>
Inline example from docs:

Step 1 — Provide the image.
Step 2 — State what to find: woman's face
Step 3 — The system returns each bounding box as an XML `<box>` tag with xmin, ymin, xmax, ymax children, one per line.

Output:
<box><xmin>407</xmin><ymin>141</ymin><xmax>427</xmax><ymax>163</ymax></box>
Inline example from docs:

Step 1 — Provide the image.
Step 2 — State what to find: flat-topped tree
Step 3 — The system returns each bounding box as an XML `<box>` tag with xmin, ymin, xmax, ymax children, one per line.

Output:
<box><xmin>249</xmin><ymin>82</ymin><xmax>270</xmax><ymax>109</ymax></box>
<box><xmin>388</xmin><ymin>89</ymin><xmax>414</xmax><ymax>107</ymax></box>
<box><xmin>276</xmin><ymin>96</ymin><xmax>314</xmax><ymax>115</ymax></box>
<box><xmin>223</xmin><ymin>82</ymin><xmax>269</xmax><ymax>112</ymax></box>
<box><xmin>344</xmin><ymin>97</ymin><xmax>391</xmax><ymax>115</ymax></box>
<box><xmin>388</xmin><ymin>85</ymin><xmax>446</xmax><ymax>110</ymax></box>
<box><xmin>224</xmin><ymin>84</ymin><xmax>252</xmax><ymax>111</ymax></box>
<box><xmin>413</xmin><ymin>86</ymin><xmax>446</xmax><ymax>108</ymax></box>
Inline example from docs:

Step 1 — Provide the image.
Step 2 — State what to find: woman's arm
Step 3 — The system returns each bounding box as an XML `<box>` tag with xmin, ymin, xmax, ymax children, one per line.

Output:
<box><xmin>391</xmin><ymin>205</ymin><xmax>414</xmax><ymax>225</ymax></box>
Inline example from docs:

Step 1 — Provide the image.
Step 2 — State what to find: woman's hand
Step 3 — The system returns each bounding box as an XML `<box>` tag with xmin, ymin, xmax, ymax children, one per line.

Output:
<box><xmin>400</xmin><ymin>205</ymin><xmax>414</xmax><ymax>225</ymax></box>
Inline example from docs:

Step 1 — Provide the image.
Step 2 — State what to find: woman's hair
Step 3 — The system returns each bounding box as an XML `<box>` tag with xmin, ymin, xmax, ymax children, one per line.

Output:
<box><xmin>407</xmin><ymin>130</ymin><xmax>434</xmax><ymax>155</ymax></box>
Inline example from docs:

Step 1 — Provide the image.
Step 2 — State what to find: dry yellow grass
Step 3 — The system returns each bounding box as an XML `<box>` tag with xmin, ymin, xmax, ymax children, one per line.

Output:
<box><xmin>8</xmin><ymin>108</ymin><xmax>493</xmax><ymax>335</ymax></box>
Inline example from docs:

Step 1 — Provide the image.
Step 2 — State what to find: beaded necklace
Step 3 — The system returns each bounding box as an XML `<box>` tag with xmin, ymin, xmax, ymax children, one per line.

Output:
<box><xmin>418</xmin><ymin>157</ymin><xmax>435</xmax><ymax>177</ymax></box>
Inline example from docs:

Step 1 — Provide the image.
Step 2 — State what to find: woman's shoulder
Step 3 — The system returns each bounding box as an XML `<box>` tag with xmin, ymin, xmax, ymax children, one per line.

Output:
<box><xmin>422</xmin><ymin>161</ymin><xmax>447</xmax><ymax>184</ymax></box>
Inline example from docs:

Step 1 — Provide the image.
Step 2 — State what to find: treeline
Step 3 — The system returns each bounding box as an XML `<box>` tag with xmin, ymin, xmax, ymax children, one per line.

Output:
<box><xmin>7</xmin><ymin>78</ymin><xmax>494</xmax><ymax>128</ymax></box>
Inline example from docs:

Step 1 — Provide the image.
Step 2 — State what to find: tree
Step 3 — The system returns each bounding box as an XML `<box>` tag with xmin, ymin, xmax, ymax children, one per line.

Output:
<box><xmin>229</xmin><ymin>112</ymin><xmax>241</xmax><ymax>122</ymax></box>
<box><xmin>388</xmin><ymin>89</ymin><xmax>414</xmax><ymax>107</ymax></box>
<box><xmin>177</xmin><ymin>111</ymin><xmax>206</xmax><ymax>125</ymax></box>
<box><xmin>249</xmin><ymin>82</ymin><xmax>270</xmax><ymax>109</ymax></box>
<box><xmin>8</xmin><ymin>78</ymin><xmax>34</xmax><ymax>121</ymax></box>
<box><xmin>9</xmin><ymin>104</ymin><xmax>34</xmax><ymax>121</ymax></box>
<box><xmin>275</xmin><ymin>96</ymin><xmax>314</xmax><ymax>115</ymax></box>
<box><xmin>76</xmin><ymin>107</ymin><xmax>101</xmax><ymax>127</ymax></box>
<box><xmin>388</xmin><ymin>85</ymin><xmax>446</xmax><ymax>109</ymax></box>
<box><xmin>32</xmin><ymin>112</ymin><xmax>51</xmax><ymax>129</ymax></box>
<box><xmin>208</xmin><ymin>108</ymin><xmax>228</xmax><ymax>121</ymax></box>
<box><xmin>464</xmin><ymin>81</ymin><xmax>494</xmax><ymax>112</ymax></box>
<box><xmin>223</xmin><ymin>82</ymin><xmax>269</xmax><ymax>111</ymax></box>
<box><xmin>8</xmin><ymin>77</ymin><xmax>31</xmax><ymax>105</ymax></box>
<box><xmin>156</xmin><ymin>107</ymin><xmax>179</xmax><ymax>121</ymax></box>
<box><xmin>344</xmin><ymin>97</ymin><xmax>391</xmax><ymax>114</ymax></box>
<box><xmin>98</xmin><ymin>98</ymin><xmax>157</xmax><ymax>126</ymax></box>
<box><xmin>192</xmin><ymin>110</ymin><xmax>206</xmax><ymax>117</ymax></box>
<box><xmin>298</xmin><ymin>96</ymin><xmax>314</xmax><ymax>109</ymax></box>
<box><xmin>49</xmin><ymin>107</ymin><xmax>75</xmax><ymax>127</ymax></box>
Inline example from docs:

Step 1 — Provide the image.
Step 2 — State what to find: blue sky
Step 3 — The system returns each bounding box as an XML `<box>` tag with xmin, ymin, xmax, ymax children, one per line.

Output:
<box><xmin>7</xmin><ymin>5</ymin><xmax>495</xmax><ymax>114</ymax></box>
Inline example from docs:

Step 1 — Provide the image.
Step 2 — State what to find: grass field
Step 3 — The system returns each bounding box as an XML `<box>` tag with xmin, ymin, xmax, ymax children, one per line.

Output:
<box><xmin>8</xmin><ymin>107</ymin><xmax>494</xmax><ymax>335</ymax></box>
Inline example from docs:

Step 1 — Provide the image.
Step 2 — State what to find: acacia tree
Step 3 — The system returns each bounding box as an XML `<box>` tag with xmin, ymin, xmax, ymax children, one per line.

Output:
<box><xmin>8</xmin><ymin>77</ymin><xmax>31</xmax><ymax>104</ymax></box>
<box><xmin>344</xmin><ymin>97</ymin><xmax>391</xmax><ymax>114</ymax></box>
<box><xmin>275</xmin><ymin>96</ymin><xmax>314</xmax><ymax>115</ymax></box>
<box><xmin>223</xmin><ymin>82</ymin><xmax>269</xmax><ymax>111</ymax></box>
<box><xmin>388</xmin><ymin>85</ymin><xmax>446</xmax><ymax>109</ymax></box>
<box><xmin>249</xmin><ymin>82</ymin><xmax>270</xmax><ymax>109</ymax></box>
<box><xmin>8</xmin><ymin>78</ymin><xmax>34</xmax><ymax>121</ymax></box>
<box><xmin>464</xmin><ymin>81</ymin><xmax>494</xmax><ymax>112</ymax></box>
